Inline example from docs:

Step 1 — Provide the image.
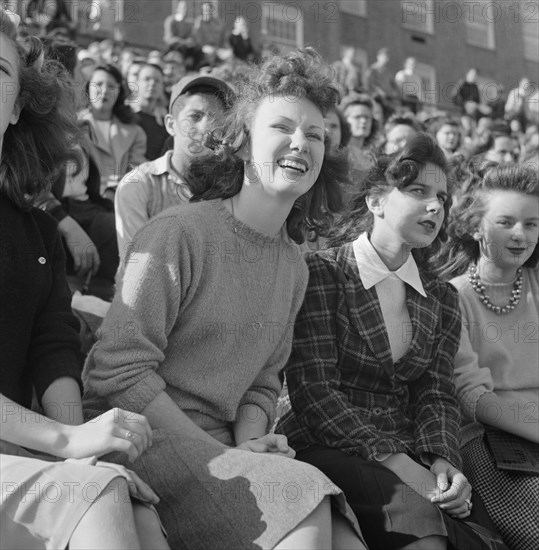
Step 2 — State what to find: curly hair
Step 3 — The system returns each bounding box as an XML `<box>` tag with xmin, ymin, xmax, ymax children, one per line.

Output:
<box><xmin>187</xmin><ymin>48</ymin><xmax>349</xmax><ymax>244</ymax></box>
<box><xmin>84</xmin><ymin>63</ymin><xmax>134</xmax><ymax>124</ymax></box>
<box><xmin>0</xmin><ymin>9</ymin><xmax>80</xmax><ymax>209</ymax></box>
<box><xmin>328</xmin><ymin>132</ymin><xmax>453</xmax><ymax>267</ymax></box>
<box><xmin>434</xmin><ymin>164</ymin><xmax>539</xmax><ymax>280</ymax></box>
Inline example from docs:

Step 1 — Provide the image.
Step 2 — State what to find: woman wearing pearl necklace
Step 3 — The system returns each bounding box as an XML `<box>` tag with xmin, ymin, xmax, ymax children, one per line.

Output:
<box><xmin>436</xmin><ymin>163</ymin><xmax>539</xmax><ymax>550</ymax></box>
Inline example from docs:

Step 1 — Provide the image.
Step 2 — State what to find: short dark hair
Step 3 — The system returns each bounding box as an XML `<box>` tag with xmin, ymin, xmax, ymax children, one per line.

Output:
<box><xmin>329</xmin><ymin>133</ymin><xmax>453</xmax><ymax>268</ymax></box>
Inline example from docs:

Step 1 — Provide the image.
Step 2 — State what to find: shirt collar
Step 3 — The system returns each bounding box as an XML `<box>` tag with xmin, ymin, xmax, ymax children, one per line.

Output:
<box><xmin>352</xmin><ymin>232</ymin><xmax>427</xmax><ymax>297</ymax></box>
<box><xmin>149</xmin><ymin>151</ymin><xmax>186</xmax><ymax>186</ymax></box>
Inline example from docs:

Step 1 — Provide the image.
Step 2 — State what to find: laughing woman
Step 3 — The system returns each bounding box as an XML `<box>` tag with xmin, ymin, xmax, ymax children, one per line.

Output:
<box><xmin>83</xmin><ymin>49</ymin><xmax>366</xmax><ymax>550</ymax></box>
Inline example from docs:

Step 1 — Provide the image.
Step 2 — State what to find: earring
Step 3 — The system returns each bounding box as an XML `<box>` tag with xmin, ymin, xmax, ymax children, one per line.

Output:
<box><xmin>473</xmin><ymin>232</ymin><xmax>482</xmax><ymax>241</ymax></box>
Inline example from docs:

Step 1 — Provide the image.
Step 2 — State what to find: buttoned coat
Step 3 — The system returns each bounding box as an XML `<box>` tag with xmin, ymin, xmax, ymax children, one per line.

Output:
<box><xmin>277</xmin><ymin>242</ymin><xmax>463</xmax><ymax>468</ymax></box>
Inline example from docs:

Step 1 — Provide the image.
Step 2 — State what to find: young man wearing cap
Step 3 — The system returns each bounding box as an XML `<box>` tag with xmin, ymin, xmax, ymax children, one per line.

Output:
<box><xmin>115</xmin><ymin>74</ymin><xmax>231</xmax><ymax>264</ymax></box>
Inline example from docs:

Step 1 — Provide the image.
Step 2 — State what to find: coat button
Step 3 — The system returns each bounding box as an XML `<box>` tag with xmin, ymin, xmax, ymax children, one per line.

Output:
<box><xmin>373</xmin><ymin>407</ymin><xmax>383</xmax><ymax>416</ymax></box>
<box><xmin>38</xmin><ymin>257</ymin><xmax>46</xmax><ymax>264</ymax></box>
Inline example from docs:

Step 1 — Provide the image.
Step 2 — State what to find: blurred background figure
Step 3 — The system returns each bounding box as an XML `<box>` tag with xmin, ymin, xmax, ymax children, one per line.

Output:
<box><xmin>228</xmin><ymin>16</ymin><xmax>256</xmax><ymax>63</ymax></box>
<box><xmin>383</xmin><ymin>113</ymin><xmax>422</xmax><ymax>154</ymax></box>
<box><xmin>505</xmin><ymin>77</ymin><xmax>537</xmax><ymax>132</ymax></box>
<box><xmin>453</xmin><ymin>68</ymin><xmax>482</xmax><ymax>121</ymax></box>
<box><xmin>193</xmin><ymin>0</ymin><xmax>226</xmax><ymax>69</ymax></box>
<box><xmin>162</xmin><ymin>50</ymin><xmax>187</xmax><ymax>100</ymax></box>
<box><xmin>365</xmin><ymin>47</ymin><xmax>398</xmax><ymax>119</ymax></box>
<box><xmin>331</xmin><ymin>45</ymin><xmax>362</xmax><ymax>97</ymax></box>
<box><xmin>429</xmin><ymin>117</ymin><xmax>462</xmax><ymax>158</ymax></box>
<box><xmin>395</xmin><ymin>56</ymin><xmax>422</xmax><ymax>114</ymax></box>
<box><xmin>324</xmin><ymin>105</ymin><xmax>351</xmax><ymax>154</ymax></box>
<box><xmin>132</xmin><ymin>63</ymin><xmax>168</xmax><ymax>160</ymax></box>
<box><xmin>340</xmin><ymin>93</ymin><xmax>379</xmax><ymax>181</ymax></box>
<box><xmin>81</xmin><ymin>63</ymin><xmax>147</xmax><ymax>195</ymax></box>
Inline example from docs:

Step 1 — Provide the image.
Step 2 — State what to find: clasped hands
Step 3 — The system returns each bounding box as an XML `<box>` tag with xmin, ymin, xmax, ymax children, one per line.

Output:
<box><xmin>236</xmin><ymin>433</ymin><xmax>296</xmax><ymax>459</ymax></box>
<box><xmin>381</xmin><ymin>452</ymin><xmax>473</xmax><ymax>519</ymax></box>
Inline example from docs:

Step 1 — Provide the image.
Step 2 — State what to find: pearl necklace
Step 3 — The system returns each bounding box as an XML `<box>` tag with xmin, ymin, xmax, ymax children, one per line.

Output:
<box><xmin>468</xmin><ymin>265</ymin><xmax>523</xmax><ymax>315</ymax></box>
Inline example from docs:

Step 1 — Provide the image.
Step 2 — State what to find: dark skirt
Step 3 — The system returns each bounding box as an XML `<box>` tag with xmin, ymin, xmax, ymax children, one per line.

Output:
<box><xmin>462</xmin><ymin>436</ymin><xmax>539</xmax><ymax>550</ymax></box>
<box><xmin>297</xmin><ymin>445</ymin><xmax>508</xmax><ymax>550</ymax></box>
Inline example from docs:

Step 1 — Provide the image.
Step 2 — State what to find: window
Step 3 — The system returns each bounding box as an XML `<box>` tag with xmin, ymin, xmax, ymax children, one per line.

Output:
<box><xmin>522</xmin><ymin>1</ymin><xmax>539</xmax><ymax>61</ymax></box>
<box><xmin>415</xmin><ymin>62</ymin><xmax>437</xmax><ymax>106</ymax></box>
<box><xmin>401</xmin><ymin>0</ymin><xmax>434</xmax><ymax>34</ymax></box>
<box><xmin>465</xmin><ymin>0</ymin><xmax>495</xmax><ymax>49</ymax></box>
<box><xmin>339</xmin><ymin>0</ymin><xmax>367</xmax><ymax>17</ymax></box>
<box><xmin>261</xmin><ymin>2</ymin><xmax>304</xmax><ymax>53</ymax></box>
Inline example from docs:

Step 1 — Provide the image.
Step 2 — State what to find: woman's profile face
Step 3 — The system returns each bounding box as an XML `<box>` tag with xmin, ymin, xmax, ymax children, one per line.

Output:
<box><xmin>88</xmin><ymin>69</ymin><xmax>120</xmax><ymax>115</ymax></box>
<box><xmin>0</xmin><ymin>33</ymin><xmax>21</xmax><ymax>152</ymax></box>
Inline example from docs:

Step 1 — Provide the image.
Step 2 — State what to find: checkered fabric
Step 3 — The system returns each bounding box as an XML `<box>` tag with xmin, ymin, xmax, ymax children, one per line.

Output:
<box><xmin>276</xmin><ymin>243</ymin><xmax>463</xmax><ymax>467</ymax></box>
<box><xmin>462</xmin><ymin>436</ymin><xmax>539</xmax><ymax>550</ymax></box>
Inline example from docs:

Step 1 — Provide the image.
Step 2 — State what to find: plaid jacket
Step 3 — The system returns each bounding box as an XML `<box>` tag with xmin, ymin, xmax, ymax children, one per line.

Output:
<box><xmin>276</xmin><ymin>243</ymin><xmax>463</xmax><ymax>468</ymax></box>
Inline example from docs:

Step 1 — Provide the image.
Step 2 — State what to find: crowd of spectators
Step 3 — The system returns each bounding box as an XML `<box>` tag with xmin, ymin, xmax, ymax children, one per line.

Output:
<box><xmin>2</xmin><ymin>3</ymin><xmax>538</xmax><ymax>549</ymax></box>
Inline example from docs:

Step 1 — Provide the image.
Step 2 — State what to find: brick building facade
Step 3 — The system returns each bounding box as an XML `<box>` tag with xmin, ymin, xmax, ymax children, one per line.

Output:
<box><xmin>12</xmin><ymin>0</ymin><xmax>539</xmax><ymax>109</ymax></box>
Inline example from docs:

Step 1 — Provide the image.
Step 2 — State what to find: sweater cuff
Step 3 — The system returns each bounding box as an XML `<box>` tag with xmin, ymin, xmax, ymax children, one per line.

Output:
<box><xmin>239</xmin><ymin>390</ymin><xmax>277</xmax><ymax>430</ymax></box>
<box><xmin>461</xmin><ymin>386</ymin><xmax>490</xmax><ymax>422</ymax></box>
<box><xmin>107</xmin><ymin>371</ymin><xmax>167</xmax><ymax>414</ymax></box>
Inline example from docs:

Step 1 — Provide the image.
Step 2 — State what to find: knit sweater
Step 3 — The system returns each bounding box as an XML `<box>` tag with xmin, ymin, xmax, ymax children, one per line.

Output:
<box><xmin>83</xmin><ymin>200</ymin><xmax>309</xmax><ymax>427</ymax></box>
<box><xmin>450</xmin><ymin>267</ymin><xmax>539</xmax><ymax>446</ymax></box>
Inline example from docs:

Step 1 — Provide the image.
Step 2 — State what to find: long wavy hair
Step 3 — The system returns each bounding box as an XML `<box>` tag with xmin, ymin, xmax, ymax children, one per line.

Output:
<box><xmin>187</xmin><ymin>48</ymin><xmax>349</xmax><ymax>244</ymax></box>
<box><xmin>329</xmin><ymin>132</ymin><xmax>453</xmax><ymax>268</ymax></box>
<box><xmin>84</xmin><ymin>63</ymin><xmax>134</xmax><ymax>124</ymax></box>
<box><xmin>434</xmin><ymin>164</ymin><xmax>539</xmax><ymax>280</ymax></box>
<box><xmin>0</xmin><ymin>9</ymin><xmax>80</xmax><ymax>209</ymax></box>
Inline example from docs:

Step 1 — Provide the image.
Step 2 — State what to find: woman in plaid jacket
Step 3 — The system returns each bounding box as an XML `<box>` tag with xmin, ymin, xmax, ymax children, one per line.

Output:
<box><xmin>277</xmin><ymin>134</ymin><xmax>507</xmax><ymax>550</ymax></box>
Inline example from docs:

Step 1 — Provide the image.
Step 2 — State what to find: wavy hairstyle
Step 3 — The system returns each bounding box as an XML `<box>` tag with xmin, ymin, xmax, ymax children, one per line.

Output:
<box><xmin>434</xmin><ymin>164</ymin><xmax>539</xmax><ymax>280</ymax></box>
<box><xmin>187</xmin><ymin>48</ymin><xmax>349</xmax><ymax>244</ymax></box>
<box><xmin>0</xmin><ymin>9</ymin><xmax>79</xmax><ymax>209</ymax></box>
<box><xmin>329</xmin><ymin>132</ymin><xmax>453</xmax><ymax>267</ymax></box>
<box><xmin>84</xmin><ymin>63</ymin><xmax>134</xmax><ymax>124</ymax></box>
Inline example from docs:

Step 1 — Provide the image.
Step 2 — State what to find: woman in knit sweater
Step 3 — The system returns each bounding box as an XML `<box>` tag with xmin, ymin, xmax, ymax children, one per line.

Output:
<box><xmin>83</xmin><ymin>49</ymin><xmax>366</xmax><ymax>549</ymax></box>
<box><xmin>436</xmin><ymin>164</ymin><xmax>539</xmax><ymax>550</ymax></box>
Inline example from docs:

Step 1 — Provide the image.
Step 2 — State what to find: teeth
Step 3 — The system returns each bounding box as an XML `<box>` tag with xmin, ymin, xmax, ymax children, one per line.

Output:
<box><xmin>278</xmin><ymin>160</ymin><xmax>307</xmax><ymax>173</ymax></box>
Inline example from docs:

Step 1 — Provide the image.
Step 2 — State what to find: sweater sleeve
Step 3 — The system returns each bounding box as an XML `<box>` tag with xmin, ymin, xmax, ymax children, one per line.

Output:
<box><xmin>30</xmin><ymin>213</ymin><xmax>82</xmax><ymax>403</ymax></box>
<box><xmin>452</xmin><ymin>294</ymin><xmax>495</xmax><ymax>421</ymax></box>
<box><xmin>238</xmin><ymin>256</ymin><xmax>308</xmax><ymax>429</ymax></box>
<box><xmin>83</xmin><ymin>214</ymin><xmax>197</xmax><ymax>413</ymax></box>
